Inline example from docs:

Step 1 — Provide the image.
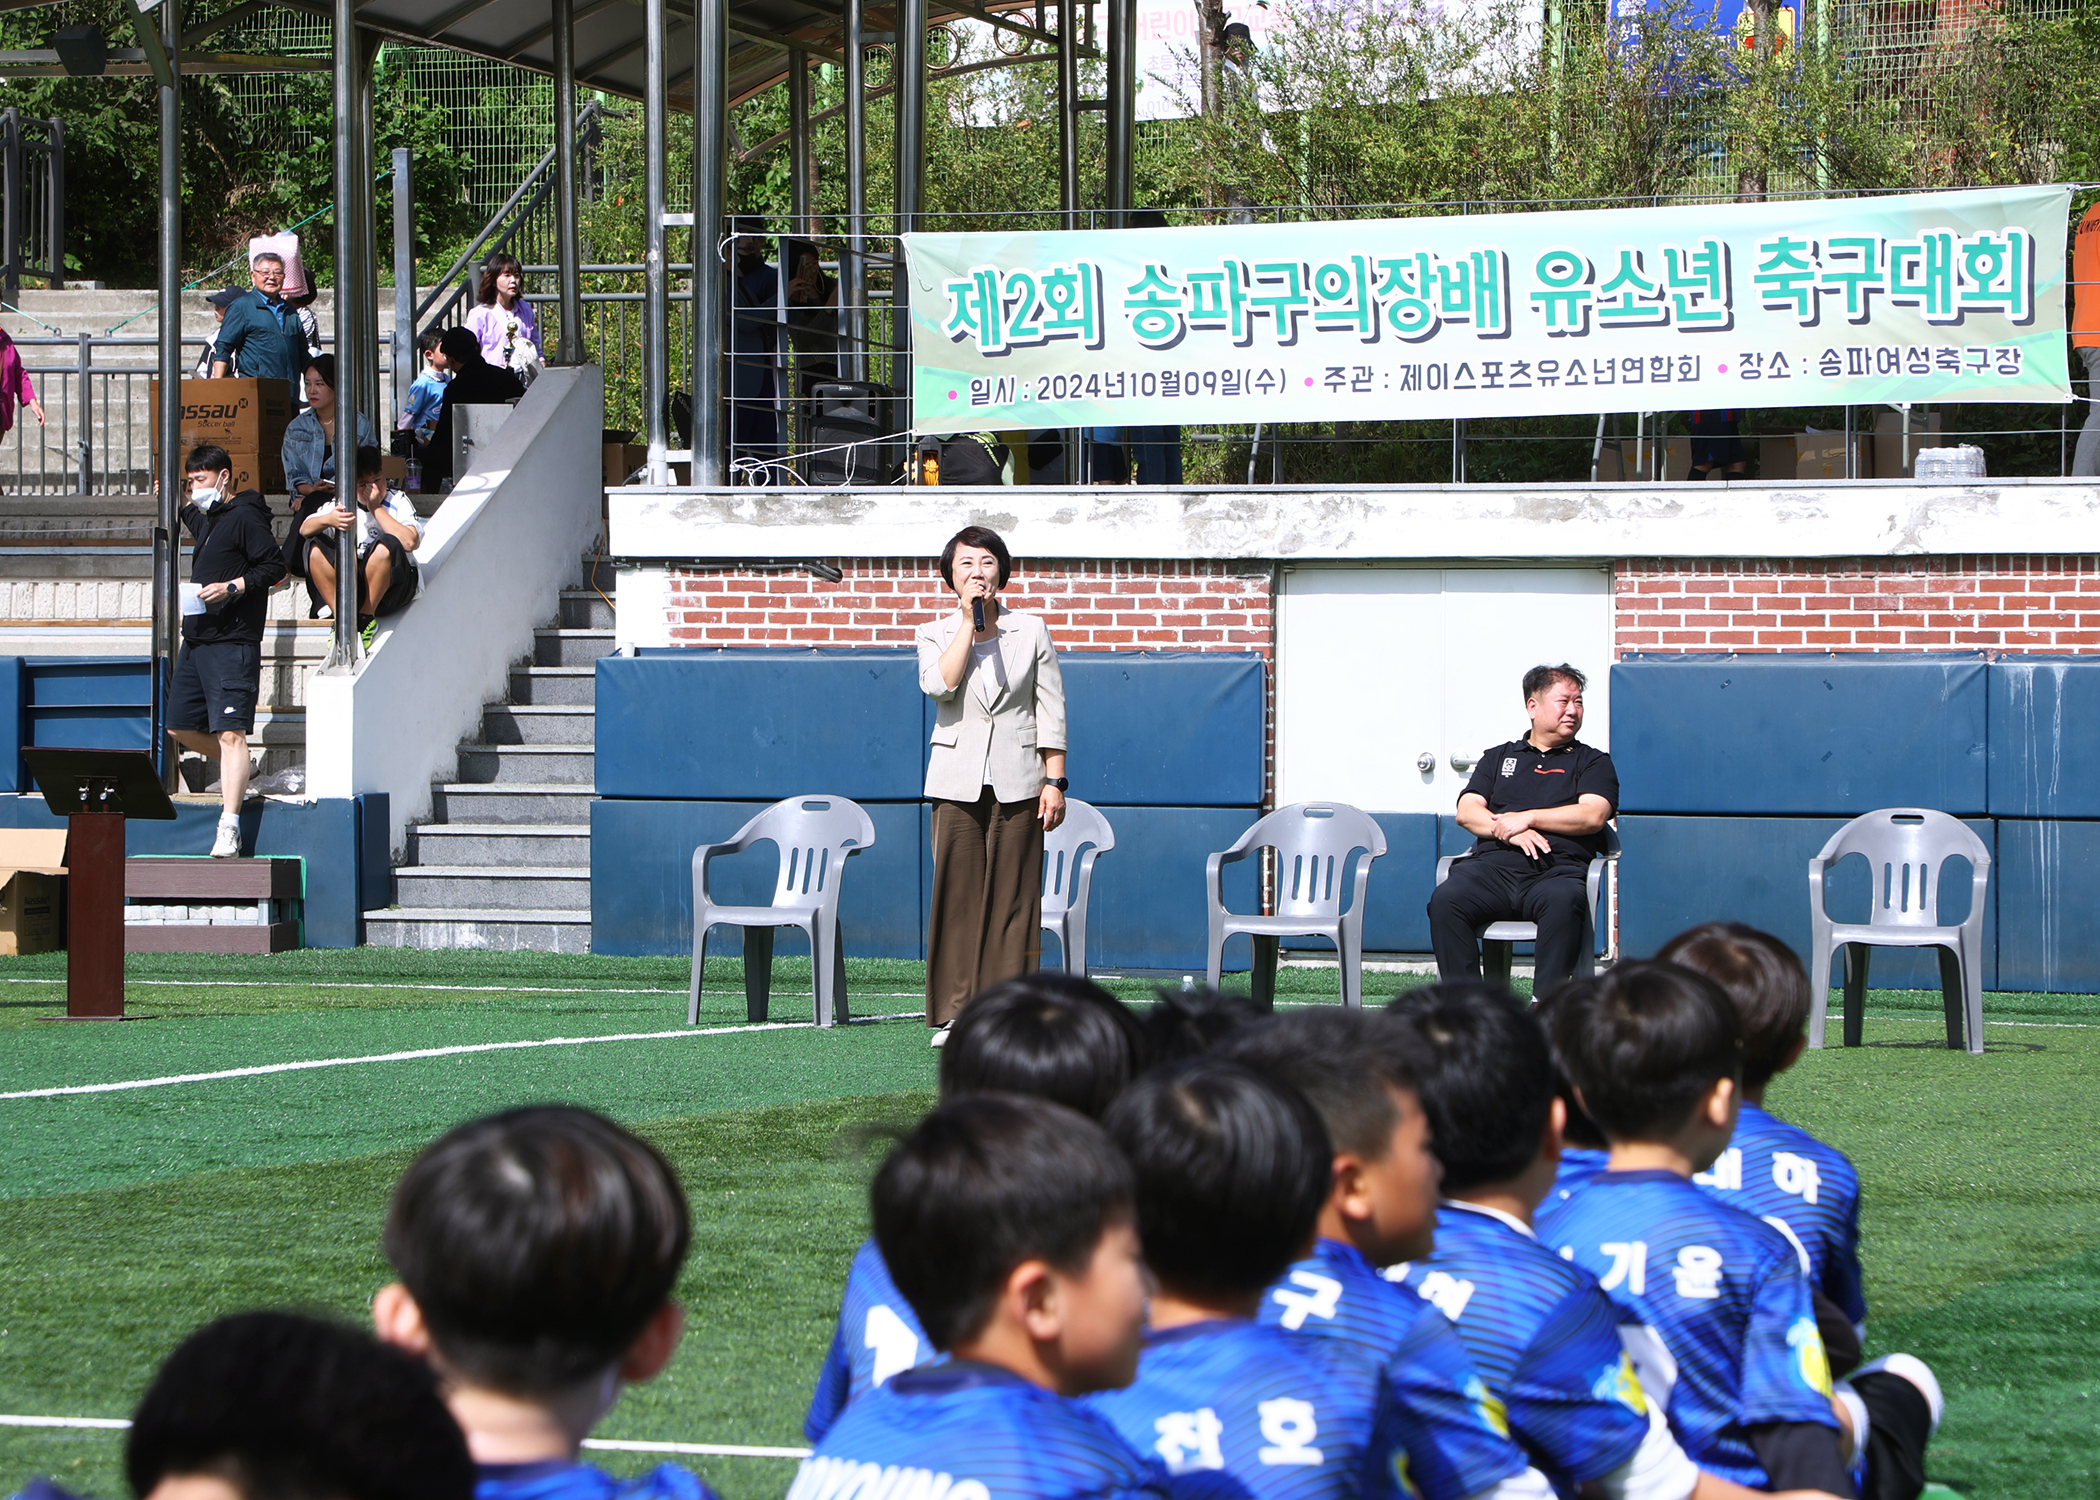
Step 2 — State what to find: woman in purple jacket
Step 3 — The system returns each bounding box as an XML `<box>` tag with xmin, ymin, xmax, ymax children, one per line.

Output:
<box><xmin>0</xmin><ymin>329</ymin><xmax>47</xmax><ymax>472</ymax></box>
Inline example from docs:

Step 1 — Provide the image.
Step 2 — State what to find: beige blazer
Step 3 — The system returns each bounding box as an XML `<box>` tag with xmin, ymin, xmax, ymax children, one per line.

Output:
<box><xmin>916</xmin><ymin>607</ymin><xmax>1067</xmax><ymax>803</ymax></box>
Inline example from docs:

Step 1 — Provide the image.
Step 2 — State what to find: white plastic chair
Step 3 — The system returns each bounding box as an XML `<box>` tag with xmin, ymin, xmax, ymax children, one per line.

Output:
<box><xmin>1041</xmin><ymin>799</ymin><xmax>1115</xmax><ymax>977</ymax></box>
<box><xmin>1204</xmin><ymin>802</ymin><xmax>1386</xmax><ymax>1009</ymax></box>
<box><xmin>1434</xmin><ymin>824</ymin><xmax>1620</xmax><ymax>987</ymax></box>
<box><xmin>687</xmin><ymin>795</ymin><xmax>877</xmax><ymax>1029</ymax></box>
<box><xmin>1808</xmin><ymin>808</ymin><xmax>1990</xmax><ymax>1054</ymax></box>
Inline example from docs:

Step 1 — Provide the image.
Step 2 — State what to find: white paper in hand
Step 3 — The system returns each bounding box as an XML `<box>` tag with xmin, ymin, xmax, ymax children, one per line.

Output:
<box><xmin>180</xmin><ymin>582</ymin><xmax>206</xmax><ymax>617</ymax></box>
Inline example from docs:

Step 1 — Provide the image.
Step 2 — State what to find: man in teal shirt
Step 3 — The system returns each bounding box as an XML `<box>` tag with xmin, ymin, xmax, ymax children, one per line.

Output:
<box><xmin>210</xmin><ymin>252</ymin><xmax>306</xmax><ymax>401</ymax></box>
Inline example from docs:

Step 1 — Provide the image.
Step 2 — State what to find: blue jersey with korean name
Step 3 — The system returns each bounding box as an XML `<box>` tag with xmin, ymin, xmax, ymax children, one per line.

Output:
<box><xmin>1085</xmin><ymin>1320</ymin><xmax>1388</xmax><ymax>1500</ymax></box>
<box><xmin>1547</xmin><ymin>1148</ymin><xmax>1609</xmax><ymax>1209</ymax></box>
<box><xmin>404</xmin><ymin>370</ymin><xmax>450</xmax><ymax>436</ymax></box>
<box><xmin>799</xmin><ymin>1362</ymin><xmax>1177</xmax><ymax>1500</ymax></box>
<box><xmin>1692</xmin><ymin>1101</ymin><xmax>1867</xmax><ymax>1329</ymax></box>
<box><xmin>1537</xmin><ymin>1169</ymin><xmax>1839</xmax><ymax>1490</ymax></box>
<box><xmin>805</xmin><ymin>1237</ymin><xmax>939</xmax><ymax>1441</ymax></box>
<box><xmin>478</xmin><ymin>1459</ymin><xmax>719</xmax><ymax>1500</ymax></box>
<box><xmin>1389</xmin><ymin>1203</ymin><xmax>1651</xmax><ymax>1493</ymax></box>
<box><xmin>1256</xmin><ymin>1238</ymin><xmax>1529</xmax><ymax>1500</ymax></box>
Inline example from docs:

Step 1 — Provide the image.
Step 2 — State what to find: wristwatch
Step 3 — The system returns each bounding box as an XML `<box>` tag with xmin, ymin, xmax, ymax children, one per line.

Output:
<box><xmin>1049</xmin><ymin>777</ymin><xmax>1069</xmax><ymax>792</ymax></box>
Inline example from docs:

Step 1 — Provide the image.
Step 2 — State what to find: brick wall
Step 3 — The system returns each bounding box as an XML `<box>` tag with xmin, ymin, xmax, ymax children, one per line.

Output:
<box><xmin>1615</xmin><ymin>555</ymin><xmax>2100</xmax><ymax>654</ymax></box>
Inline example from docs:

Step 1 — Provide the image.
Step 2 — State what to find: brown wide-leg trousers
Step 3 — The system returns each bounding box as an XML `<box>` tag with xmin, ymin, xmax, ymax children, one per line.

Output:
<box><xmin>926</xmin><ymin>788</ymin><xmax>1044</xmax><ymax>1025</ymax></box>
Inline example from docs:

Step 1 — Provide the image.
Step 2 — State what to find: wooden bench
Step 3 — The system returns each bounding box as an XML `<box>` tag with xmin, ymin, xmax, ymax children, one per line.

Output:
<box><xmin>124</xmin><ymin>856</ymin><xmax>303</xmax><ymax>954</ymax></box>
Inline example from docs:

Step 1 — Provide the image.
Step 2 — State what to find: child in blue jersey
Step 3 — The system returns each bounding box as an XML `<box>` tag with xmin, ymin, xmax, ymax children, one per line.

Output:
<box><xmin>1538</xmin><ymin>964</ymin><xmax>1942</xmax><ymax>1500</ymax></box>
<box><xmin>794</xmin><ymin>1092</ymin><xmax>1170</xmax><ymax>1500</ymax></box>
<box><xmin>401</xmin><ymin>329</ymin><xmax>450</xmax><ymax>447</ymax></box>
<box><xmin>805</xmin><ymin>973</ymin><xmax>1144</xmax><ymax>1439</ymax></box>
<box><xmin>373</xmin><ymin>1107</ymin><xmax>719</xmax><ymax>1500</ymax></box>
<box><xmin>1216</xmin><ymin>1011</ymin><xmax>1547</xmax><ymax>1500</ymax></box>
<box><xmin>1389</xmin><ymin>980</ymin><xmax>1817</xmax><ymax>1500</ymax></box>
<box><xmin>1085</xmin><ymin>1056</ymin><xmax>1407</xmax><ymax>1500</ymax></box>
<box><xmin>122</xmin><ymin>1311</ymin><xmax>474</xmax><ymax>1500</ymax></box>
<box><xmin>1656</xmin><ymin>923</ymin><xmax>1867</xmax><ymax>1366</ymax></box>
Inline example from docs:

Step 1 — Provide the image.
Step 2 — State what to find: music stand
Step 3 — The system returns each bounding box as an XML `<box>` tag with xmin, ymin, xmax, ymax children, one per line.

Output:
<box><xmin>22</xmin><ymin>747</ymin><xmax>176</xmax><ymax>1020</ymax></box>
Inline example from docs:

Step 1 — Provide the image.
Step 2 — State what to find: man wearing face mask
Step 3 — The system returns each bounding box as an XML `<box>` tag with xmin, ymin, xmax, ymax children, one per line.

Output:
<box><xmin>167</xmin><ymin>444</ymin><xmax>287</xmax><ymax>857</ymax></box>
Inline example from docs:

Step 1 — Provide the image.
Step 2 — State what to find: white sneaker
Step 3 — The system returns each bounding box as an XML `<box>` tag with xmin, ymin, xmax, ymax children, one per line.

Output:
<box><xmin>1856</xmin><ymin>1352</ymin><xmax>1945</xmax><ymax>1432</ymax></box>
<box><xmin>930</xmin><ymin>1022</ymin><xmax>951</xmax><ymax>1049</ymax></box>
<box><xmin>210</xmin><ymin>818</ymin><xmax>241</xmax><ymax>859</ymax></box>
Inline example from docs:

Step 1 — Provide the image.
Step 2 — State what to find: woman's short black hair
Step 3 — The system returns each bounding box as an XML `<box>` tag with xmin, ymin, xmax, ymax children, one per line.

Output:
<box><xmin>939</xmin><ymin>525</ymin><xmax>1012</xmax><ymax>592</ymax></box>
<box><xmin>126</xmin><ymin>1311</ymin><xmax>473</xmax><ymax>1500</ymax></box>
<box><xmin>302</xmin><ymin>353</ymin><xmax>336</xmax><ymax>391</ymax></box>
<box><xmin>1546</xmin><ymin>961</ymin><xmax>1745</xmax><ymax>1142</ymax></box>
<box><xmin>1386</xmin><ymin>980</ymin><xmax>1552</xmax><ymax>1192</ymax></box>
<box><xmin>437</xmin><ymin>326</ymin><xmax>483</xmax><ymax>367</ymax></box>
<box><xmin>1215</xmin><ymin>1009</ymin><xmax>1420</xmax><ymax>1161</ymax></box>
<box><xmin>941</xmin><ymin>974</ymin><xmax>1141</xmax><ymax>1119</ymax></box>
<box><xmin>477</xmin><ymin>253</ymin><xmax>523</xmax><ymax>306</ymax></box>
<box><xmin>382</xmin><ymin>1106</ymin><xmax>691</xmax><ymax>1397</ymax></box>
<box><xmin>1102</xmin><ymin>1057</ymin><xmax>1330</xmax><ymax>1297</ymax></box>
<box><xmin>1655</xmin><ymin>922</ymin><xmax>1811</xmax><ymax>1089</ymax></box>
<box><xmin>872</xmin><ymin>1093</ymin><xmax>1134</xmax><ymax>1351</ymax></box>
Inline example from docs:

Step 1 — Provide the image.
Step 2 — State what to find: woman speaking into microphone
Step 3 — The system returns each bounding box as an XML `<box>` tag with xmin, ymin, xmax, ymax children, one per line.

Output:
<box><xmin>915</xmin><ymin>525</ymin><xmax>1068</xmax><ymax>1044</ymax></box>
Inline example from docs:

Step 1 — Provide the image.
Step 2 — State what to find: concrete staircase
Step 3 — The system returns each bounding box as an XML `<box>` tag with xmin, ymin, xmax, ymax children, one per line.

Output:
<box><xmin>364</xmin><ymin>560</ymin><xmax>614</xmax><ymax>952</ymax></box>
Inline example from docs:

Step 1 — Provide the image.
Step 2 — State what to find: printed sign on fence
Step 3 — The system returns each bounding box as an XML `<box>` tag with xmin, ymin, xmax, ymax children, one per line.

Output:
<box><xmin>903</xmin><ymin>185</ymin><xmax>2071</xmax><ymax>432</ymax></box>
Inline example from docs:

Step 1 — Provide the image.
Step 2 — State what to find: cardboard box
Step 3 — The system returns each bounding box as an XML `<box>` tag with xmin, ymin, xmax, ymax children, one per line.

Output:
<box><xmin>380</xmin><ymin>454</ymin><xmax>408</xmax><ymax>481</ymax></box>
<box><xmin>604</xmin><ymin>443</ymin><xmax>648</xmax><ymax>488</ymax></box>
<box><xmin>1594</xmin><ymin>436</ymin><xmax>1688</xmax><ymax>481</ymax></box>
<box><xmin>1758</xmin><ymin>436</ymin><xmax>1796</xmax><ymax>480</ymax></box>
<box><xmin>150</xmin><ymin>377</ymin><xmax>293</xmax><ymax>490</ymax></box>
<box><xmin>1794</xmin><ymin>431</ymin><xmax>1873</xmax><ymax>481</ymax></box>
<box><xmin>1872</xmin><ymin>409</ymin><xmax>1944</xmax><ymax>480</ymax></box>
<box><xmin>0</xmin><ymin>827</ymin><xmax>68</xmax><ymax>956</ymax></box>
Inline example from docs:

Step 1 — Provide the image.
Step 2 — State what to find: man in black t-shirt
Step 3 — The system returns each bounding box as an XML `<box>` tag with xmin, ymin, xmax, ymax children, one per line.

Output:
<box><xmin>1428</xmin><ymin>663</ymin><xmax>1619</xmax><ymax>994</ymax></box>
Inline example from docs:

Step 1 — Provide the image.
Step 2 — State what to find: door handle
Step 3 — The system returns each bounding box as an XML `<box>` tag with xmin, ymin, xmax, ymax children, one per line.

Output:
<box><xmin>1450</xmin><ymin>754</ymin><xmax>1478</xmax><ymax>772</ymax></box>
<box><xmin>1416</xmin><ymin>752</ymin><xmax>1436</xmax><ymax>774</ymax></box>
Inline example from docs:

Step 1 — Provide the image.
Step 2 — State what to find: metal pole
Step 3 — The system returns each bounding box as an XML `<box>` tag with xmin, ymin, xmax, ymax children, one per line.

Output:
<box><xmin>327</xmin><ymin>0</ymin><xmax>361</xmax><ymax>667</ymax></box>
<box><xmin>1105</xmin><ymin>0</ymin><xmax>1134</xmax><ymax>225</ymax></box>
<box><xmin>692</xmin><ymin>0</ymin><xmax>726</xmax><ymax>486</ymax></box>
<box><xmin>642</xmin><ymin>0</ymin><xmax>669</xmax><ymax>482</ymax></box>
<box><xmin>895</xmin><ymin>0</ymin><xmax>925</xmax><ymax>428</ymax></box>
<box><xmin>1055</xmin><ymin>0</ymin><xmax>1078</xmax><ymax>227</ymax></box>
<box><xmin>356</xmin><ymin>37</ymin><xmax>381</xmax><ymax>431</ymax></box>
<box><xmin>46</xmin><ymin>117</ymin><xmax>63</xmax><ymax>290</ymax></box>
<box><xmin>392</xmin><ymin>146</ymin><xmax>414</xmax><ymax>419</ymax></box>
<box><xmin>152</xmin><ymin>0</ymin><xmax>181</xmax><ymax>784</ymax></box>
<box><xmin>844</xmin><ymin>0</ymin><xmax>867</xmax><ymax>385</ymax></box>
<box><xmin>552</xmin><ymin>0</ymin><xmax>584</xmax><ymax>364</ymax></box>
<box><xmin>4</xmin><ymin>111</ymin><xmax>22</xmax><ymax>309</ymax></box>
<box><xmin>789</xmin><ymin>53</ymin><xmax>811</xmax><ymax>239</ymax></box>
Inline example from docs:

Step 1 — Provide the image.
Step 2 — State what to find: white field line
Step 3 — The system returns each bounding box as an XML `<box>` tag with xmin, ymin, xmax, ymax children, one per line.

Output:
<box><xmin>0</xmin><ymin>978</ymin><xmax>928</xmax><ymax>999</ymax></box>
<box><xmin>0</xmin><ymin>1416</ymin><xmax>807</xmax><ymax>1458</ymax></box>
<box><xmin>0</xmin><ymin>1014</ymin><xmax>925</xmax><ymax>1102</ymax></box>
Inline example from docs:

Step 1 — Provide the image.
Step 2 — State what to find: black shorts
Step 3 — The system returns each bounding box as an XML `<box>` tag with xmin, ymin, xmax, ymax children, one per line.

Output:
<box><xmin>169</xmin><ymin>638</ymin><xmax>262</xmax><ymax>737</ymax></box>
<box><xmin>1691</xmin><ymin>435</ymin><xmax>1744</xmax><ymax>467</ymax></box>
<box><xmin>360</xmin><ymin>533</ymin><xmax>418</xmax><ymax>617</ymax></box>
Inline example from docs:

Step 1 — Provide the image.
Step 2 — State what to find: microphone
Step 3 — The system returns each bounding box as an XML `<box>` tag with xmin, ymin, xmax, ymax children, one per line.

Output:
<box><xmin>972</xmin><ymin>598</ymin><xmax>986</xmax><ymax>633</ymax></box>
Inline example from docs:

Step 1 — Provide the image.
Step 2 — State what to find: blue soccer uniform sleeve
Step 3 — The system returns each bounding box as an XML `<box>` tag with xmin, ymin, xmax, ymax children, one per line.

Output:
<box><xmin>1500</xmin><ymin>1288</ymin><xmax>1650</xmax><ymax>1486</ymax></box>
<box><xmin>1739</xmin><ymin>1247</ymin><xmax>1842</xmax><ymax>1431</ymax></box>
<box><xmin>1377</xmin><ymin>1308</ymin><xmax>1530</xmax><ymax>1500</ymax></box>
<box><xmin>804</xmin><ymin>1318</ymin><xmax>853</xmax><ymax>1441</ymax></box>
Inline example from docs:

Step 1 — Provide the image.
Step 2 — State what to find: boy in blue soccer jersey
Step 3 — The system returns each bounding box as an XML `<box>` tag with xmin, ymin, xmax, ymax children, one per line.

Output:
<box><xmin>1656</xmin><ymin>923</ymin><xmax>1868</xmax><ymax>1367</ymax></box>
<box><xmin>1537</xmin><ymin>964</ymin><xmax>1942</xmax><ymax>1500</ymax></box>
<box><xmin>794</xmin><ymin>1093</ymin><xmax>1172</xmax><ymax>1500</ymax></box>
<box><xmin>1085</xmin><ymin>1056</ymin><xmax>1415</xmax><ymax>1500</ymax></box>
<box><xmin>1389</xmin><ymin>980</ymin><xmax>1829</xmax><ymax>1500</ymax></box>
<box><xmin>1216</xmin><ymin>1011</ymin><xmax>1549</xmax><ymax>1500</ymax></box>
<box><xmin>805</xmin><ymin>974</ymin><xmax>1144</xmax><ymax>1439</ymax></box>
<box><xmin>372</xmin><ymin>1107</ymin><xmax>719</xmax><ymax>1500</ymax></box>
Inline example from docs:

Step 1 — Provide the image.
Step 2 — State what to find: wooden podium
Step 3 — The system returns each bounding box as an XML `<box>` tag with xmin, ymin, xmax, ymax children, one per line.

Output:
<box><xmin>22</xmin><ymin>747</ymin><xmax>176</xmax><ymax>1019</ymax></box>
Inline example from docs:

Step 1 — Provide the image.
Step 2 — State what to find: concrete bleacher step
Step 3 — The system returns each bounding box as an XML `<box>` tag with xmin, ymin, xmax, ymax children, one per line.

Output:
<box><xmin>393</xmin><ymin>865</ymin><xmax>591</xmax><ymax>910</ymax></box>
<box><xmin>361</xmin><ymin>907</ymin><xmax>592</xmax><ymax>954</ymax></box>
<box><xmin>454</xmin><ymin>743</ymin><xmax>594</xmax><ymax>784</ymax></box>
<box><xmin>508</xmin><ymin>664</ymin><xmax>595</xmax><ymax>705</ymax></box>
<box><xmin>481</xmin><ymin>704</ymin><xmax>596</xmax><ymax>745</ymax></box>
<box><xmin>535</xmin><ymin>626</ymin><xmax>617</xmax><ymax>668</ymax></box>
<box><xmin>428</xmin><ymin>781</ymin><xmax>596</xmax><ymax>824</ymax></box>
<box><xmin>410</xmin><ymin>823</ymin><xmax>591</xmax><ymax>866</ymax></box>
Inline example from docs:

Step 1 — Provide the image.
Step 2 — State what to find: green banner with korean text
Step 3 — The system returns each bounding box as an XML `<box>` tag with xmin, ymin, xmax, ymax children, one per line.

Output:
<box><xmin>903</xmin><ymin>186</ymin><xmax>2070</xmax><ymax>432</ymax></box>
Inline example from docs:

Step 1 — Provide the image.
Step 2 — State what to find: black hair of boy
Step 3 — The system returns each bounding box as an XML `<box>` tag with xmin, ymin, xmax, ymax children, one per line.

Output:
<box><xmin>1532</xmin><ymin>980</ymin><xmax>1609</xmax><ymax>1150</ymax></box>
<box><xmin>383</xmin><ymin>1105</ymin><xmax>690</xmax><ymax>1396</ymax></box>
<box><xmin>871</xmin><ymin>1092</ymin><xmax>1135</xmax><ymax>1352</ymax></box>
<box><xmin>1546</xmin><ymin>961</ymin><xmax>1745</xmax><ymax>1140</ymax></box>
<box><xmin>126</xmin><ymin>1311</ymin><xmax>473</xmax><ymax>1500</ymax></box>
<box><xmin>940</xmin><ymin>975</ymin><xmax>1139</xmax><ymax>1119</ymax></box>
<box><xmin>1655</xmin><ymin>922</ymin><xmax>1811</xmax><ymax>1089</ymax></box>
<box><xmin>1137</xmin><ymin>984</ymin><xmax>1267</xmax><ymax>1068</ymax></box>
<box><xmin>417</xmin><ymin>328</ymin><xmax>445</xmax><ymax>356</ymax></box>
<box><xmin>186</xmin><ymin>443</ymin><xmax>233</xmax><ymax>476</ymax></box>
<box><xmin>1102</xmin><ymin>1057</ymin><xmax>1331</xmax><ymax>1295</ymax></box>
<box><xmin>1213</xmin><ymin>1008</ymin><xmax>1420</xmax><ymax>1160</ymax></box>
<box><xmin>1385</xmin><ymin>979</ymin><xmax>1551</xmax><ymax>1193</ymax></box>
<box><xmin>353</xmin><ymin>444</ymin><xmax>385</xmax><ymax>481</ymax></box>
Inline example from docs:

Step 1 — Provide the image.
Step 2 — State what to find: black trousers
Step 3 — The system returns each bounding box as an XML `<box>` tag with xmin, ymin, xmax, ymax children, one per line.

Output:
<box><xmin>1428</xmin><ymin>851</ymin><xmax>1591</xmax><ymax>993</ymax></box>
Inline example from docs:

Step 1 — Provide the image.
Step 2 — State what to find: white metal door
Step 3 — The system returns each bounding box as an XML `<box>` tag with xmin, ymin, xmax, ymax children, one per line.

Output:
<box><xmin>1275</xmin><ymin>566</ymin><xmax>1614</xmax><ymax>814</ymax></box>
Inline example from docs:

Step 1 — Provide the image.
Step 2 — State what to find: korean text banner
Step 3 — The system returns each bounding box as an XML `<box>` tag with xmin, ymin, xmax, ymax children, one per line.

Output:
<box><xmin>904</xmin><ymin>186</ymin><xmax>2070</xmax><ymax>432</ymax></box>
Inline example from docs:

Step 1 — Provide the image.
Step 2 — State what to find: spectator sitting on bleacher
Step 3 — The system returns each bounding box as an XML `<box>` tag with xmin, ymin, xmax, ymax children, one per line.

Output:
<box><xmin>373</xmin><ymin>1106</ymin><xmax>721</xmax><ymax>1500</ymax></box>
<box><xmin>117</xmin><ymin>1311</ymin><xmax>473</xmax><ymax>1500</ymax></box>
<box><xmin>283</xmin><ymin>356</ymin><xmax>380</xmax><ymax>618</ymax></box>
<box><xmin>423</xmin><ymin>327</ymin><xmax>525</xmax><ymax>491</ymax></box>
<box><xmin>300</xmin><ymin>446</ymin><xmax>421</xmax><ymax>635</ymax></box>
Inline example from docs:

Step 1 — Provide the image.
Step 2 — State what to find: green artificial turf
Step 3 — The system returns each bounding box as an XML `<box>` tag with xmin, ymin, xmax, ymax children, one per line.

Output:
<box><xmin>0</xmin><ymin>949</ymin><xmax>2095</xmax><ymax>1500</ymax></box>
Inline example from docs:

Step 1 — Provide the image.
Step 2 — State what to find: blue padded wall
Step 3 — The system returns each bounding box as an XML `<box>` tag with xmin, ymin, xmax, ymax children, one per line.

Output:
<box><xmin>1611</xmin><ymin>655</ymin><xmax>1989</xmax><ymax>816</ymax></box>
<box><xmin>1079</xmin><ymin>806</ymin><xmax>1263</xmax><ymax>974</ymax></box>
<box><xmin>597</xmin><ymin>651</ymin><xmax>925</xmax><ymax>801</ymax></box>
<box><xmin>1059</xmin><ymin>653</ymin><xmax>1264</xmax><ymax>806</ymax></box>
<box><xmin>1618</xmin><ymin>815</ymin><xmax>1995</xmax><ymax>989</ymax></box>
<box><xmin>589</xmin><ymin>798</ymin><xmax>923</xmax><ymax>959</ymax></box>
<box><xmin>0</xmin><ymin>657</ymin><xmax>21</xmax><ymax>794</ymax></box>
<box><xmin>1993</xmin><ymin>820</ymin><xmax>2100</xmax><ymax>993</ymax></box>
<box><xmin>22</xmin><ymin>658</ymin><xmax>154</xmax><ymax>761</ymax></box>
<box><xmin>1989</xmin><ymin>659</ymin><xmax>2100</xmax><ymax>818</ymax></box>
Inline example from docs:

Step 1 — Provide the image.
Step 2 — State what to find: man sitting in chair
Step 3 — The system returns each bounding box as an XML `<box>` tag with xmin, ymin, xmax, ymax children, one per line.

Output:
<box><xmin>1428</xmin><ymin>663</ymin><xmax>1618</xmax><ymax>997</ymax></box>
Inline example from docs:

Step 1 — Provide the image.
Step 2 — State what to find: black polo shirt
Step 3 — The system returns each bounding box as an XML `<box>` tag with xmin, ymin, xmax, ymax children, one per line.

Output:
<box><xmin>1460</xmin><ymin>737</ymin><xmax>1619</xmax><ymax>863</ymax></box>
